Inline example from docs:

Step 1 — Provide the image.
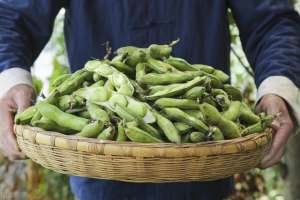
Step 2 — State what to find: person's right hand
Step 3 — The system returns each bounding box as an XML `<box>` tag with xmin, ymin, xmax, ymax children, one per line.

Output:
<box><xmin>0</xmin><ymin>84</ymin><xmax>35</xmax><ymax>160</ymax></box>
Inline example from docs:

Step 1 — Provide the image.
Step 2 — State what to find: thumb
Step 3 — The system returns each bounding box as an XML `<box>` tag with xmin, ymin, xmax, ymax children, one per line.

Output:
<box><xmin>270</xmin><ymin>118</ymin><xmax>280</xmax><ymax>131</ymax></box>
<box><xmin>13</xmin><ymin>90</ymin><xmax>35</xmax><ymax>113</ymax></box>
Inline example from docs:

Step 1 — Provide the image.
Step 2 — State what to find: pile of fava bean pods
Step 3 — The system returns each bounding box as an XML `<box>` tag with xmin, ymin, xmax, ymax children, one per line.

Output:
<box><xmin>15</xmin><ymin>41</ymin><xmax>275</xmax><ymax>144</ymax></box>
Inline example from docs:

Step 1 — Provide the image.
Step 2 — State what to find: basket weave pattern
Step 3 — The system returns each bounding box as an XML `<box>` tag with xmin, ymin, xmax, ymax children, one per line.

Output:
<box><xmin>15</xmin><ymin>125</ymin><xmax>272</xmax><ymax>183</ymax></box>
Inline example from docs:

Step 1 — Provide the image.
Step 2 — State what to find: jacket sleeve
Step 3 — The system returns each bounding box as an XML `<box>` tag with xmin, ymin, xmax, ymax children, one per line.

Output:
<box><xmin>0</xmin><ymin>0</ymin><xmax>64</xmax><ymax>72</ymax></box>
<box><xmin>0</xmin><ymin>0</ymin><xmax>63</xmax><ymax>96</ymax></box>
<box><xmin>229</xmin><ymin>0</ymin><xmax>300</xmax><ymax>126</ymax></box>
<box><xmin>229</xmin><ymin>0</ymin><xmax>300</xmax><ymax>87</ymax></box>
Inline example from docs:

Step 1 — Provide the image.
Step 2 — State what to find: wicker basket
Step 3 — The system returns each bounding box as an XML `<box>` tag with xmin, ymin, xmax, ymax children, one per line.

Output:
<box><xmin>15</xmin><ymin>125</ymin><xmax>272</xmax><ymax>183</ymax></box>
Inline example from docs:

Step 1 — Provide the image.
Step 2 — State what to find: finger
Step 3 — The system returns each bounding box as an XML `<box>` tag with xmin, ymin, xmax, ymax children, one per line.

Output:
<box><xmin>0</xmin><ymin>103</ymin><xmax>25</xmax><ymax>160</ymax></box>
<box><xmin>3</xmin><ymin>137</ymin><xmax>25</xmax><ymax>160</ymax></box>
<box><xmin>270</xmin><ymin>119</ymin><xmax>280</xmax><ymax>131</ymax></box>
<box><xmin>14</xmin><ymin>92</ymin><xmax>34</xmax><ymax>113</ymax></box>
<box><xmin>260</xmin><ymin>123</ymin><xmax>291</xmax><ymax>167</ymax></box>
<box><xmin>259</xmin><ymin>146</ymin><xmax>285</xmax><ymax>169</ymax></box>
<box><xmin>256</xmin><ymin>95</ymin><xmax>280</xmax><ymax>115</ymax></box>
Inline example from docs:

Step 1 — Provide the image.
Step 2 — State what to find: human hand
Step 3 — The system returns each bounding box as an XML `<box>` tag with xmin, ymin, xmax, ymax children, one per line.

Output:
<box><xmin>256</xmin><ymin>94</ymin><xmax>294</xmax><ymax>168</ymax></box>
<box><xmin>0</xmin><ymin>84</ymin><xmax>35</xmax><ymax>160</ymax></box>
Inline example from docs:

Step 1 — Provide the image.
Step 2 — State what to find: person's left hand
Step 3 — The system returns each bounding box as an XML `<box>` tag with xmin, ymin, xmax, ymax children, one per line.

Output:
<box><xmin>256</xmin><ymin>94</ymin><xmax>295</xmax><ymax>168</ymax></box>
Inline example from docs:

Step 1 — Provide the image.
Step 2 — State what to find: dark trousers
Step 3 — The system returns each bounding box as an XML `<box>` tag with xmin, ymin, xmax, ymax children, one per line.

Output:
<box><xmin>70</xmin><ymin>176</ymin><xmax>234</xmax><ymax>200</ymax></box>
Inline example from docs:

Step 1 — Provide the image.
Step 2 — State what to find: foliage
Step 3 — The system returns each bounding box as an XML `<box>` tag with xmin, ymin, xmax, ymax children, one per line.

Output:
<box><xmin>32</xmin><ymin>76</ymin><xmax>43</xmax><ymax>95</ymax></box>
<box><xmin>48</xmin><ymin>11</ymin><xmax>69</xmax><ymax>93</ymax></box>
<box><xmin>48</xmin><ymin>58</ymin><xmax>69</xmax><ymax>93</ymax></box>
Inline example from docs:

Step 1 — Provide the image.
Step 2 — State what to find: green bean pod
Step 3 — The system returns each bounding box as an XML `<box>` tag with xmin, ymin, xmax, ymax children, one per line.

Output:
<box><xmin>111</xmin><ymin>73</ymin><xmax>134</xmax><ymax>96</ymax></box>
<box><xmin>86</xmin><ymin>102</ymin><xmax>110</xmax><ymax>123</ymax></box>
<box><xmin>126</xmin><ymin>121</ymin><xmax>139</xmax><ymax>128</ymax></box>
<box><xmin>116</xmin><ymin>121</ymin><xmax>128</xmax><ymax>141</ymax></box>
<box><xmin>33</xmin><ymin>117</ymin><xmax>75</xmax><ymax>134</ymax></box>
<box><xmin>65</xmin><ymin>107</ymin><xmax>86</xmax><ymax>114</ymax></box>
<box><xmin>127</xmin><ymin>120</ymin><xmax>159</xmax><ymax>140</ymax></box>
<box><xmin>74</xmin><ymin>87</ymin><xmax>112</xmax><ymax>104</ymax></box>
<box><xmin>184</xmin><ymin>110</ymin><xmax>205</xmax><ymax>121</ymax></box>
<box><xmin>200</xmin><ymin>103</ymin><xmax>240</xmax><ymax>139</ymax></box>
<box><xmin>140</xmin><ymin>71</ymin><xmax>202</xmax><ymax>85</ymax></box>
<box><xmin>192</xmin><ymin>64</ymin><xmax>215</xmax><ymax>73</ymax></box>
<box><xmin>154</xmin><ymin>98</ymin><xmax>200</xmax><ymax>110</ymax></box>
<box><xmin>148</xmin><ymin>84</ymin><xmax>180</xmax><ymax>95</ymax></box>
<box><xmin>209</xmin><ymin>126</ymin><xmax>224</xmax><ymax>141</ymax></box>
<box><xmin>163</xmin><ymin>108</ymin><xmax>209</xmax><ymax>133</ymax></box>
<box><xmin>116</xmin><ymin>46</ymin><xmax>139</xmax><ymax>55</ymax></box>
<box><xmin>93</xmin><ymin>73</ymin><xmax>102</xmax><ymax>82</ymax></box>
<box><xmin>112</xmin><ymin>52</ymin><xmax>127</xmax><ymax>63</ymax></box>
<box><xmin>190</xmin><ymin>132</ymin><xmax>206</xmax><ymax>143</ymax></box>
<box><xmin>90</xmin><ymin>80</ymin><xmax>105</xmax><ymax>88</ymax></box>
<box><xmin>211</xmin><ymin>89</ymin><xmax>227</xmax><ymax>97</ymax></box>
<box><xmin>213</xmin><ymin>70</ymin><xmax>229</xmax><ymax>83</ymax></box>
<box><xmin>43</xmin><ymin>90</ymin><xmax>59</xmax><ymax>105</ymax></box>
<box><xmin>110</xmin><ymin>60</ymin><xmax>135</xmax><ymax>76</ymax></box>
<box><xmin>136</xmin><ymin>63</ymin><xmax>147</xmax><ymax>84</ymax></box>
<box><xmin>130</xmin><ymin>80</ymin><xmax>147</xmax><ymax>101</ymax></box>
<box><xmin>51</xmin><ymin>74</ymin><xmax>71</xmax><ymax>88</ymax></box>
<box><xmin>200</xmin><ymin>102</ymin><xmax>222</xmax><ymax>123</ymax></box>
<box><xmin>183</xmin><ymin>86</ymin><xmax>206</xmax><ymax>100</ymax></box>
<box><xmin>73</xmin><ymin>95</ymin><xmax>86</xmax><ymax>106</ymax></box>
<box><xmin>97</xmin><ymin>126</ymin><xmax>115</xmax><ymax>140</ymax></box>
<box><xmin>32</xmin><ymin>118</ymin><xmax>56</xmax><ymax>132</ymax></box>
<box><xmin>174</xmin><ymin>122</ymin><xmax>192</xmax><ymax>135</ymax></box>
<box><xmin>206</xmin><ymin>74</ymin><xmax>223</xmax><ymax>89</ymax></box>
<box><xmin>215</xmin><ymin>117</ymin><xmax>240</xmax><ymax>139</ymax></box>
<box><xmin>147</xmin><ymin>58</ymin><xmax>177</xmax><ymax>73</ymax></box>
<box><xmin>223</xmin><ymin>84</ymin><xmax>243</xmax><ymax>101</ymax></box>
<box><xmin>146</xmin><ymin>76</ymin><xmax>207</xmax><ymax>100</ymax></box>
<box><xmin>15</xmin><ymin>106</ymin><xmax>37</xmax><ymax>124</ymax></box>
<box><xmin>37</xmin><ymin>102</ymin><xmax>89</xmax><ymax>131</ymax></box>
<box><xmin>82</xmin><ymin>81</ymin><xmax>92</xmax><ymax>87</ymax></box>
<box><xmin>148</xmin><ymin>44</ymin><xmax>172</xmax><ymax>59</ymax></box>
<box><xmin>164</xmin><ymin>57</ymin><xmax>198</xmax><ymax>71</ymax></box>
<box><xmin>113</xmin><ymin>104</ymin><xmax>136</xmax><ymax>122</ymax></box>
<box><xmin>104</xmin><ymin>79</ymin><xmax>115</xmax><ymax>91</ymax></box>
<box><xmin>109</xmin><ymin>93</ymin><xmax>128</xmax><ymax>107</ymax></box>
<box><xmin>125</xmin><ymin>126</ymin><xmax>163</xmax><ymax>143</ymax></box>
<box><xmin>241</xmin><ymin>115</ymin><xmax>275</xmax><ymax>136</ymax></box>
<box><xmin>239</xmin><ymin>103</ymin><xmax>260</xmax><ymax>125</ymax></box>
<box><xmin>202</xmin><ymin>96</ymin><xmax>217</xmax><ymax>107</ymax></box>
<box><xmin>58</xmin><ymin>95</ymin><xmax>76</xmax><ymax>111</ymax></box>
<box><xmin>154</xmin><ymin>112</ymin><xmax>181</xmax><ymax>143</ymax></box>
<box><xmin>77</xmin><ymin>110</ymin><xmax>91</xmax><ymax>119</ymax></box>
<box><xmin>85</xmin><ymin>60</ymin><xmax>115</xmax><ymax>76</ymax></box>
<box><xmin>112</xmin><ymin>100</ymin><xmax>156</xmax><ymax>127</ymax></box>
<box><xmin>138</xmin><ymin>122</ymin><xmax>161</xmax><ymax>139</ymax></box>
<box><xmin>126</xmin><ymin>98</ymin><xmax>148</xmax><ymax>118</ymax></box>
<box><xmin>126</xmin><ymin>49</ymin><xmax>147</xmax><ymax>67</ymax></box>
<box><xmin>215</xmin><ymin>94</ymin><xmax>231</xmax><ymax>110</ymax></box>
<box><xmin>30</xmin><ymin>111</ymin><xmax>42</xmax><ymax>126</ymax></box>
<box><xmin>222</xmin><ymin>101</ymin><xmax>241</xmax><ymax>121</ymax></box>
<box><xmin>57</xmin><ymin>69</ymin><xmax>92</xmax><ymax>95</ymax></box>
<box><xmin>78</xmin><ymin>121</ymin><xmax>104</xmax><ymax>138</ymax></box>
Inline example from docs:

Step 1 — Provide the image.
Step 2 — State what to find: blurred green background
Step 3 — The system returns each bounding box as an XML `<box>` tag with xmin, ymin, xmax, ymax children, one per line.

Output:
<box><xmin>1</xmin><ymin>2</ymin><xmax>300</xmax><ymax>200</ymax></box>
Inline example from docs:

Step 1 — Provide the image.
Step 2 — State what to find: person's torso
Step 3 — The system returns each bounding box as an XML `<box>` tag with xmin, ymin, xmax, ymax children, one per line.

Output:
<box><xmin>65</xmin><ymin>1</ymin><xmax>233</xmax><ymax>199</ymax></box>
<box><xmin>63</xmin><ymin>0</ymin><xmax>231</xmax><ymax>74</ymax></box>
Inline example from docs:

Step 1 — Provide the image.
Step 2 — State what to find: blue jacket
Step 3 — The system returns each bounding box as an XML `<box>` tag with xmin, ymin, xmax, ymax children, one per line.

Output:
<box><xmin>1</xmin><ymin>1</ymin><xmax>300</xmax><ymax>199</ymax></box>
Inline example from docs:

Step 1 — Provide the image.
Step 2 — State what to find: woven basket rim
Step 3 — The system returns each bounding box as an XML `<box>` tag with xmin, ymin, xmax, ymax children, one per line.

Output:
<box><xmin>15</xmin><ymin>125</ymin><xmax>273</xmax><ymax>158</ymax></box>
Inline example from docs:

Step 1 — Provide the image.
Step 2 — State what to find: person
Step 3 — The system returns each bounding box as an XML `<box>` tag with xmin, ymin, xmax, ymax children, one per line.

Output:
<box><xmin>0</xmin><ymin>1</ymin><xmax>299</xmax><ymax>199</ymax></box>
